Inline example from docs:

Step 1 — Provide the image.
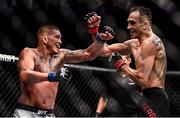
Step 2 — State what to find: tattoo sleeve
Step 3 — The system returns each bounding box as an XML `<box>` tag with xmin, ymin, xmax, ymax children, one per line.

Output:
<box><xmin>65</xmin><ymin>49</ymin><xmax>88</xmax><ymax>63</ymax></box>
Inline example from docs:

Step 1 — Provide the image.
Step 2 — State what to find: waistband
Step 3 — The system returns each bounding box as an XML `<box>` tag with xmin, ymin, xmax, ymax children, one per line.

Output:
<box><xmin>142</xmin><ymin>87</ymin><xmax>164</xmax><ymax>92</ymax></box>
<box><xmin>16</xmin><ymin>103</ymin><xmax>54</xmax><ymax>115</ymax></box>
<box><xmin>142</xmin><ymin>87</ymin><xmax>166</xmax><ymax>97</ymax></box>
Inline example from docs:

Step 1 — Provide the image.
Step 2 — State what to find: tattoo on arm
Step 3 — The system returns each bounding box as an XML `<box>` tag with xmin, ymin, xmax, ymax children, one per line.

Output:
<box><xmin>152</xmin><ymin>37</ymin><xmax>161</xmax><ymax>46</ymax></box>
<box><xmin>69</xmin><ymin>50</ymin><xmax>85</xmax><ymax>59</ymax></box>
<box><xmin>65</xmin><ymin>50</ymin><xmax>87</xmax><ymax>63</ymax></box>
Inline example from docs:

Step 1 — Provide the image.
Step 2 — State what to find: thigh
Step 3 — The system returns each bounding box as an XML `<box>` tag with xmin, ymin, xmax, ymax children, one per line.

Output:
<box><xmin>138</xmin><ymin>92</ymin><xmax>169</xmax><ymax>117</ymax></box>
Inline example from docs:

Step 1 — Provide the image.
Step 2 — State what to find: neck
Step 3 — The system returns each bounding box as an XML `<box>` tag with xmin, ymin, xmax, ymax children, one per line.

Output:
<box><xmin>37</xmin><ymin>45</ymin><xmax>51</xmax><ymax>60</ymax></box>
<box><xmin>139</xmin><ymin>29</ymin><xmax>153</xmax><ymax>43</ymax></box>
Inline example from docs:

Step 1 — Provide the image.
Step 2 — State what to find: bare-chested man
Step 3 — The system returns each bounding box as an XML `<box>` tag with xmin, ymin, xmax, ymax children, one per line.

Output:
<box><xmin>13</xmin><ymin>25</ymin><xmax>114</xmax><ymax>117</ymax></box>
<box><xmin>87</xmin><ymin>6</ymin><xmax>169</xmax><ymax>117</ymax></box>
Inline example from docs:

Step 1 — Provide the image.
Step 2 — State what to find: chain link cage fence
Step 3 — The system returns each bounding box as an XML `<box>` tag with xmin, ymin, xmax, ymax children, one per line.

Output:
<box><xmin>0</xmin><ymin>54</ymin><xmax>180</xmax><ymax>117</ymax></box>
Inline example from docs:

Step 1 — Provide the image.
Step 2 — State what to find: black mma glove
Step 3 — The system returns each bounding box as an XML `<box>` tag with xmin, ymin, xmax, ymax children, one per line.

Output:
<box><xmin>84</xmin><ymin>12</ymin><xmax>99</xmax><ymax>34</ymax></box>
<box><xmin>108</xmin><ymin>52</ymin><xmax>126</xmax><ymax>70</ymax></box>
<box><xmin>102</xmin><ymin>26</ymin><xmax>115</xmax><ymax>36</ymax></box>
<box><xmin>96</xmin><ymin>26</ymin><xmax>115</xmax><ymax>44</ymax></box>
<box><xmin>48</xmin><ymin>66</ymin><xmax>71</xmax><ymax>82</ymax></box>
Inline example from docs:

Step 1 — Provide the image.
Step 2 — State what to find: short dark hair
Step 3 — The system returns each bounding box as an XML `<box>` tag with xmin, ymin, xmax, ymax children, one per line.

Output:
<box><xmin>37</xmin><ymin>25</ymin><xmax>60</xmax><ymax>38</ymax></box>
<box><xmin>130</xmin><ymin>6</ymin><xmax>152</xmax><ymax>24</ymax></box>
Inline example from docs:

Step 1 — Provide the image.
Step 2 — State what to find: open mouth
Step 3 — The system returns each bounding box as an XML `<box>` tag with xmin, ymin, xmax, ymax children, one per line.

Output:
<box><xmin>55</xmin><ymin>42</ymin><xmax>61</xmax><ymax>49</ymax></box>
<box><xmin>129</xmin><ymin>29</ymin><xmax>135</xmax><ymax>35</ymax></box>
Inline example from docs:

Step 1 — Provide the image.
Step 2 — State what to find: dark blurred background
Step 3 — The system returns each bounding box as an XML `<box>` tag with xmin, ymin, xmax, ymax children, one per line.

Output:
<box><xmin>0</xmin><ymin>0</ymin><xmax>180</xmax><ymax>70</ymax></box>
<box><xmin>1</xmin><ymin>0</ymin><xmax>180</xmax><ymax>117</ymax></box>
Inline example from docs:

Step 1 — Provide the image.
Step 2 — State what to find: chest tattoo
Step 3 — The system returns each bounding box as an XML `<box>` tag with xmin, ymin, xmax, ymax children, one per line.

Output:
<box><xmin>34</xmin><ymin>56</ymin><xmax>48</xmax><ymax>72</ymax></box>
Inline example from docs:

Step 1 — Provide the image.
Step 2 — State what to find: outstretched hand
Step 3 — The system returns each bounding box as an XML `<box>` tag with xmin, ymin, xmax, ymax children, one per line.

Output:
<box><xmin>84</xmin><ymin>12</ymin><xmax>101</xmax><ymax>34</ymax></box>
<box><xmin>84</xmin><ymin>12</ymin><xmax>101</xmax><ymax>29</ymax></box>
<box><xmin>84</xmin><ymin>12</ymin><xmax>115</xmax><ymax>43</ymax></box>
<box><xmin>96</xmin><ymin>26</ymin><xmax>115</xmax><ymax>43</ymax></box>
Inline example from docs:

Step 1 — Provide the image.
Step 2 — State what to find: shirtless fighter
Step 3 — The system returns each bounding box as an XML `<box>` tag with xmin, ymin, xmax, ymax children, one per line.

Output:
<box><xmin>86</xmin><ymin>6</ymin><xmax>169</xmax><ymax>117</ymax></box>
<box><xmin>13</xmin><ymin>25</ymin><xmax>114</xmax><ymax>117</ymax></box>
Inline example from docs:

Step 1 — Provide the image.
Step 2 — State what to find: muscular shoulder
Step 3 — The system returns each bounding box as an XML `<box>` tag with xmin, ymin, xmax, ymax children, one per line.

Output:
<box><xmin>144</xmin><ymin>35</ymin><xmax>162</xmax><ymax>49</ymax></box>
<box><xmin>151</xmin><ymin>35</ymin><xmax>166</xmax><ymax>57</ymax></box>
<box><xmin>151</xmin><ymin>35</ymin><xmax>162</xmax><ymax>47</ymax></box>
<box><xmin>19</xmin><ymin>47</ymin><xmax>36</xmax><ymax>59</ymax></box>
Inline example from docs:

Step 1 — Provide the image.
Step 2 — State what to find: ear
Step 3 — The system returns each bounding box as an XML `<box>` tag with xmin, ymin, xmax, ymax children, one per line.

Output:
<box><xmin>144</xmin><ymin>19</ymin><xmax>149</xmax><ymax>26</ymax></box>
<box><xmin>42</xmin><ymin>36</ymin><xmax>48</xmax><ymax>44</ymax></box>
<box><xmin>127</xmin><ymin>58</ymin><xmax>131</xmax><ymax>64</ymax></box>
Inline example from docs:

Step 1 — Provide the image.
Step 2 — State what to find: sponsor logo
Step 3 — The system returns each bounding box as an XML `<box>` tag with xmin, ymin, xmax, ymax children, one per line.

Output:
<box><xmin>143</xmin><ymin>102</ymin><xmax>156</xmax><ymax>118</ymax></box>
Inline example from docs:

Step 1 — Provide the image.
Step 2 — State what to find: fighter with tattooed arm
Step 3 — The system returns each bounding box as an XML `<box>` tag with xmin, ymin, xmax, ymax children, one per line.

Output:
<box><xmin>13</xmin><ymin>25</ymin><xmax>114</xmax><ymax>117</ymax></box>
<box><xmin>86</xmin><ymin>6</ymin><xmax>169</xmax><ymax>117</ymax></box>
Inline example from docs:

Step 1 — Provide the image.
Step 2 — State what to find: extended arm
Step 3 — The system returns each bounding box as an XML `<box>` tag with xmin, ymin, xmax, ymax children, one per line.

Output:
<box><xmin>100</xmin><ymin>43</ymin><xmax>131</xmax><ymax>57</ymax></box>
<box><xmin>84</xmin><ymin>12</ymin><xmax>131</xmax><ymax>57</ymax></box>
<box><xmin>63</xmin><ymin>29</ymin><xmax>114</xmax><ymax>63</ymax></box>
<box><xmin>63</xmin><ymin>40</ymin><xmax>108</xmax><ymax>63</ymax></box>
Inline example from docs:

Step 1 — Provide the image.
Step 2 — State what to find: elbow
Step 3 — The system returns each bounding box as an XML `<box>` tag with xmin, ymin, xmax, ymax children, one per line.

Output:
<box><xmin>137</xmin><ymin>72</ymin><xmax>148</xmax><ymax>83</ymax></box>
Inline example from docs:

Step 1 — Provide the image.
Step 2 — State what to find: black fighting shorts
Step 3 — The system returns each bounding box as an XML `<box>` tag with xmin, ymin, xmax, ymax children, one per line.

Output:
<box><xmin>138</xmin><ymin>87</ymin><xmax>170</xmax><ymax>117</ymax></box>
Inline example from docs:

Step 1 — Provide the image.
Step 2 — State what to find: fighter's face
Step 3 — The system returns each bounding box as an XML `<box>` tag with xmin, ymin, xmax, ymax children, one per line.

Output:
<box><xmin>122</xmin><ymin>55</ymin><xmax>131</xmax><ymax>66</ymax></box>
<box><xmin>46</xmin><ymin>30</ymin><xmax>62</xmax><ymax>54</ymax></box>
<box><xmin>127</xmin><ymin>11</ymin><xmax>142</xmax><ymax>39</ymax></box>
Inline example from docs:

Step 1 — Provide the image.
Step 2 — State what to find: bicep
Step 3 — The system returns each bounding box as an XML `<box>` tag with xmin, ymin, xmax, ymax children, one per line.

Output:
<box><xmin>100</xmin><ymin>43</ymin><xmax>130</xmax><ymax>56</ymax></box>
<box><xmin>18</xmin><ymin>49</ymin><xmax>34</xmax><ymax>74</ymax></box>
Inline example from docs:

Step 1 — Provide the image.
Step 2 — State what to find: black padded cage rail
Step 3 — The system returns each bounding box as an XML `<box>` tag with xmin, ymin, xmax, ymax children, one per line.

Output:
<box><xmin>0</xmin><ymin>54</ymin><xmax>180</xmax><ymax>117</ymax></box>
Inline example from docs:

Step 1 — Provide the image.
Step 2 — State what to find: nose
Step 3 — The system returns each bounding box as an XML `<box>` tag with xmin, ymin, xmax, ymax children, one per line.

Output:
<box><xmin>127</xmin><ymin>24</ymin><xmax>131</xmax><ymax>31</ymax></box>
<box><xmin>59</xmin><ymin>40</ymin><xmax>62</xmax><ymax>44</ymax></box>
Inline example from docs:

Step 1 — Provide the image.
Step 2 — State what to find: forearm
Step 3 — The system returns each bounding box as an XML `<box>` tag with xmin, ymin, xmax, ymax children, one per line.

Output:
<box><xmin>121</xmin><ymin>65</ymin><xmax>146</xmax><ymax>86</ymax></box>
<box><xmin>96</xmin><ymin>97</ymin><xmax>107</xmax><ymax>113</ymax></box>
<box><xmin>20</xmin><ymin>70</ymin><xmax>48</xmax><ymax>83</ymax></box>
<box><xmin>85</xmin><ymin>41</ymin><xmax>104</xmax><ymax>60</ymax></box>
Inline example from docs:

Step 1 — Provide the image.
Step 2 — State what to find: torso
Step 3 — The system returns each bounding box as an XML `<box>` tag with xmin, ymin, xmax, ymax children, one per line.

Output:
<box><xmin>18</xmin><ymin>48</ymin><xmax>65</xmax><ymax>109</ymax></box>
<box><xmin>128</xmin><ymin>35</ymin><xmax>167</xmax><ymax>89</ymax></box>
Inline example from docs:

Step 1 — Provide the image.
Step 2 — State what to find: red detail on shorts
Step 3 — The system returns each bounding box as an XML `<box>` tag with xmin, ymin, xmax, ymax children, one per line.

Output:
<box><xmin>143</xmin><ymin>102</ymin><xmax>157</xmax><ymax>118</ymax></box>
<box><xmin>88</xmin><ymin>27</ymin><xmax>98</xmax><ymax>34</ymax></box>
<box><xmin>114</xmin><ymin>59</ymin><xmax>125</xmax><ymax>69</ymax></box>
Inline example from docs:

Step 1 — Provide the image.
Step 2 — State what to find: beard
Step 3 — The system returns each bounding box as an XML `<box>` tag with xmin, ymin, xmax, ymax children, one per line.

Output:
<box><xmin>129</xmin><ymin>29</ymin><xmax>139</xmax><ymax>39</ymax></box>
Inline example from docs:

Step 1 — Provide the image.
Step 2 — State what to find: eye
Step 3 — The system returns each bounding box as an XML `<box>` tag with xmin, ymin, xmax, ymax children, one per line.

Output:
<box><xmin>55</xmin><ymin>35</ymin><xmax>60</xmax><ymax>39</ymax></box>
<box><xmin>129</xmin><ymin>21</ymin><xmax>135</xmax><ymax>25</ymax></box>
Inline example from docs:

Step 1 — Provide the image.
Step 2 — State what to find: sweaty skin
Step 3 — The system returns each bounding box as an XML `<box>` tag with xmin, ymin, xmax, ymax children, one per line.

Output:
<box><xmin>17</xmin><ymin>26</ymin><xmax>113</xmax><ymax>109</ymax></box>
<box><xmin>121</xmin><ymin>10</ymin><xmax>167</xmax><ymax>89</ymax></box>
<box><xmin>122</xmin><ymin>36</ymin><xmax>166</xmax><ymax>89</ymax></box>
<box><xmin>86</xmin><ymin>8</ymin><xmax>168</xmax><ymax>117</ymax></box>
<box><xmin>89</xmin><ymin>10</ymin><xmax>167</xmax><ymax>90</ymax></box>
